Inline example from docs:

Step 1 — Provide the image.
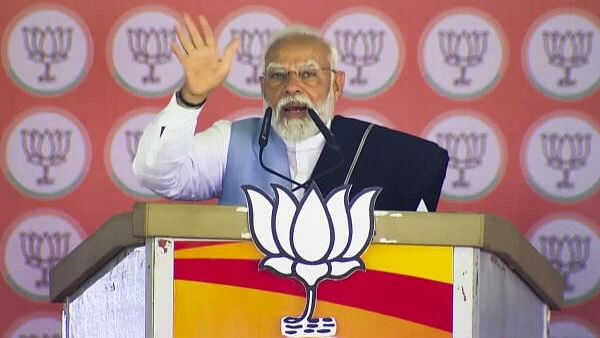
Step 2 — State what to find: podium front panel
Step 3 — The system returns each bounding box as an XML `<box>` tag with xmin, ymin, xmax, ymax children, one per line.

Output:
<box><xmin>166</xmin><ymin>240</ymin><xmax>454</xmax><ymax>338</ymax></box>
<box><xmin>60</xmin><ymin>237</ymin><xmax>550</xmax><ymax>338</ymax></box>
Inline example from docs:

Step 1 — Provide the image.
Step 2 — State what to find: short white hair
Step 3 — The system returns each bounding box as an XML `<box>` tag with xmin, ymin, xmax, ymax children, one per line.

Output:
<box><xmin>262</xmin><ymin>25</ymin><xmax>339</xmax><ymax>72</ymax></box>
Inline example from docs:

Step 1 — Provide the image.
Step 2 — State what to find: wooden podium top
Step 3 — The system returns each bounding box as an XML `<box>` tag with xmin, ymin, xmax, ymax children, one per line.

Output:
<box><xmin>50</xmin><ymin>202</ymin><xmax>563</xmax><ymax>309</ymax></box>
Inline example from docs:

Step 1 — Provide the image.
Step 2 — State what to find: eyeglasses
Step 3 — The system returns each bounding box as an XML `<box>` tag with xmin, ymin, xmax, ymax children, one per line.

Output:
<box><xmin>264</xmin><ymin>67</ymin><xmax>336</xmax><ymax>87</ymax></box>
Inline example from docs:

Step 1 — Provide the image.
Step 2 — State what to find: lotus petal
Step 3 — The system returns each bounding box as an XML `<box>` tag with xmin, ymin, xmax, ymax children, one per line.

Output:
<box><xmin>244</xmin><ymin>187</ymin><xmax>278</xmax><ymax>255</ymax></box>
<box><xmin>295</xmin><ymin>262</ymin><xmax>329</xmax><ymax>286</ymax></box>
<box><xmin>344</xmin><ymin>189</ymin><xmax>378</xmax><ymax>258</ymax></box>
<box><xmin>262</xmin><ymin>257</ymin><xmax>294</xmax><ymax>275</ymax></box>
<box><xmin>273</xmin><ymin>186</ymin><xmax>297</xmax><ymax>257</ymax></box>
<box><xmin>326</xmin><ymin>187</ymin><xmax>350</xmax><ymax>259</ymax></box>
<box><xmin>292</xmin><ymin>188</ymin><xmax>332</xmax><ymax>262</ymax></box>
<box><xmin>330</xmin><ymin>260</ymin><xmax>363</xmax><ymax>277</ymax></box>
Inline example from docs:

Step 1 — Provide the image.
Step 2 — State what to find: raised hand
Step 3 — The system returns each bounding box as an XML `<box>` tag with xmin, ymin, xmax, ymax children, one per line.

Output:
<box><xmin>172</xmin><ymin>14</ymin><xmax>240</xmax><ymax>105</ymax></box>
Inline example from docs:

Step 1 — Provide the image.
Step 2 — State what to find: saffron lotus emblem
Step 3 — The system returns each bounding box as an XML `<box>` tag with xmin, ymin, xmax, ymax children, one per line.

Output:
<box><xmin>243</xmin><ymin>183</ymin><xmax>380</xmax><ymax>337</ymax></box>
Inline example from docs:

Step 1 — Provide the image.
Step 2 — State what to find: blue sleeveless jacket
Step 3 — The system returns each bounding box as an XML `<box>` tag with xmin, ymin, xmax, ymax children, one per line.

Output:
<box><xmin>219</xmin><ymin>118</ymin><xmax>291</xmax><ymax>205</ymax></box>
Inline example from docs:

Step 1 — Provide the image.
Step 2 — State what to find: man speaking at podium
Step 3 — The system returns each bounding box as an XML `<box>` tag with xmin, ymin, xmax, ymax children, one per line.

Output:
<box><xmin>133</xmin><ymin>15</ymin><xmax>449</xmax><ymax>211</ymax></box>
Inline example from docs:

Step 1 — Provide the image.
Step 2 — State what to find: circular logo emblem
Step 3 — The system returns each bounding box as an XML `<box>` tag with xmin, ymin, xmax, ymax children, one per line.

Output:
<box><xmin>419</xmin><ymin>8</ymin><xmax>507</xmax><ymax>100</ymax></box>
<box><xmin>524</xmin><ymin>9</ymin><xmax>600</xmax><ymax>101</ymax></box>
<box><xmin>2</xmin><ymin>4</ymin><xmax>92</xmax><ymax>96</ymax></box>
<box><xmin>216</xmin><ymin>7</ymin><xmax>288</xmax><ymax>98</ymax></box>
<box><xmin>1</xmin><ymin>210</ymin><xmax>84</xmax><ymax>301</ymax></box>
<box><xmin>322</xmin><ymin>8</ymin><xmax>404</xmax><ymax>99</ymax></box>
<box><xmin>105</xmin><ymin>109</ymin><xmax>159</xmax><ymax>199</ymax></box>
<box><xmin>521</xmin><ymin>112</ymin><xmax>600</xmax><ymax>203</ymax></box>
<box><xmin>2</xmin><ymin>108</ymin><xmax>91</xmax><ymax>199</ymax></box>
<box><xmin>423</xmin><ymin>111</ymin><xmax>506</xmax><ymax>201</ymax></box>
<box><xmin>4</xmin><ymin>313</ymin><xmax>61</xmax><ymax>338</ymax></box>
<box><xmin>338</xmin><ymin>108</ymin><xmax>396</xmax><ymax>129</ymax></box>
<box><xmin>528</xmin><ymin>215</ymin><xmax>600</xmax><ymax>306</ymax></box>
<box><xmin>550</xmin><ymin>315</ymin><xmax>600</xmax><ymax>338</ymax></box>
<box><xmin>108</xmin><ymin>6</ymin><xmax>183</xmax><ymax>97</ymax></box>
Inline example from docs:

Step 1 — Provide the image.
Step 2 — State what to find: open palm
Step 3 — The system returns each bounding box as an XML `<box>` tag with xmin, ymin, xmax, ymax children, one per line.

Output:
<box><xmin>172</xmin><ymin>15</ymin><xmax>240</xmax><ymax>105</ymax></box>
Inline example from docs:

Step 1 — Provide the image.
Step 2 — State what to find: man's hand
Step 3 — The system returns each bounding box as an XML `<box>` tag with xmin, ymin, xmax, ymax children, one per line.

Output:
<box><xmin>172</xmin><ymin>14</ymin><xmax>240</xmax><ymax>105</ymax></box>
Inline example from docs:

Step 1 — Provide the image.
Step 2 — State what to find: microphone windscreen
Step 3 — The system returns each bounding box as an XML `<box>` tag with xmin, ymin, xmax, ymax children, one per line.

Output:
<box><xmin>259</xmin><ymin>107</ymin><xmax>272</xmax><ymax>148</ymax></box>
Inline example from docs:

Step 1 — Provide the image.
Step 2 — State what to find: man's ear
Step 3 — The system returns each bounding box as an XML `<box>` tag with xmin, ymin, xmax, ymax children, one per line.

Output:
<box><xmin>333</xmin><ymin>71</ymin><xmax>345</xmax><ymax>101</ymax></box>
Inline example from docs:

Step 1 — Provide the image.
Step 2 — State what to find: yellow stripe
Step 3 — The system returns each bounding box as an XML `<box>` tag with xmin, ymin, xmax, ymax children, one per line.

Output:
<box><xmin>174</xmin><ymin>280</ymin><xmax>451</xmax><ymax>338</ymax></box>
<box><xmin>175</xmin><ymin>242</ymin><xmax>262</xmax><ymax>260</ymax></box>
<box><xmin>175</xmin><ymin>242</ymin><xmax>452</xmax><ymax>284</ymax></box>
<box><xmin>364</xmin><ymin>245</ymin><xmax>453</xmax><ymax>284</ymax></box>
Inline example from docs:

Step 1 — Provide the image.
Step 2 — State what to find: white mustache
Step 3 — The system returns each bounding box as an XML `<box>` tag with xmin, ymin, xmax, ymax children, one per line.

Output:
<box><xmin>275</xmin><ymin>94</ymin><xmax>314</xmax><ymax>114</ymax></box>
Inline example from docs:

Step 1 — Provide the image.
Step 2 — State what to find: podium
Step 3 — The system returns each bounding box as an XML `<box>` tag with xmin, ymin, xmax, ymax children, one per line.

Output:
<box><xmin>50</xmin><ymin>203</ymin><xmax>563</xmax><ymax>338</ymax></box>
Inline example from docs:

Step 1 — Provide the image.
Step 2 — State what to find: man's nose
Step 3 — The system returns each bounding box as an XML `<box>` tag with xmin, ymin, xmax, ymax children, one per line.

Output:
<box><xmin>284</xmin><ymin>72</ymin><xmax>303</xmax><ymax>95</ymax></box>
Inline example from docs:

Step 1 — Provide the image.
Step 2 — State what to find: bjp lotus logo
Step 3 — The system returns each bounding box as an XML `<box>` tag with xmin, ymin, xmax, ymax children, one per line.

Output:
<box><xmin>243</xmin><ymin>184</ymin><xmax>380</xmax><ymax>337</ymax></box>
<box><xmin>22</xmin><ymin>26</ymin><xmax>73</xmax><ymax>83</ymax></box>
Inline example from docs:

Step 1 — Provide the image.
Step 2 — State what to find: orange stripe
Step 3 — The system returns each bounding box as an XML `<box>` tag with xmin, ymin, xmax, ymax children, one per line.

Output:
<box><xmin>174</xmin><ymin>280</ymin><xmax>451</xmax><ymax>338</ymax></box>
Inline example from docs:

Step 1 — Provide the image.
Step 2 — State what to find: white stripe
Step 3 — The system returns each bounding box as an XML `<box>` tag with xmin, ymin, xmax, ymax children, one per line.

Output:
<box><xmin>344</xmin><ymin>123</ymin><xmax>374</xmax><ymax>184</ymax></box>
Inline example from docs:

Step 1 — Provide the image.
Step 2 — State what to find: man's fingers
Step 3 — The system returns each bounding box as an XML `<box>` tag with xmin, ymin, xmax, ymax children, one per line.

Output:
<box><xmin>171</xmin><ymin>42</ymin><xmax>186</xmax><ymax>63</ymax></box>
<box><xmin>184</xmin><ymin>14</ymin><xmax>205</xmax><ymax>47</ymax></box>
<box><xmin>175</xmin><ymin>24</ymin><xmax>194</xmax><ymax>54</ymax></box>
<box><xmin>221</xmin><ymin>37</ymin><xmax>240</xmax><ymax>71</ymax></box>
<box><xmin>198</xmin><ymin>15</ymin><xmax>215</xmax><ymax>47</ymax></box>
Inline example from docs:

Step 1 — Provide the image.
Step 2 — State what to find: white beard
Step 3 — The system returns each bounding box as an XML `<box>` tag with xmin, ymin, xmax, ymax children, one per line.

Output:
<box><xmin>264</xmin><ymin>87</ymin><xmax>335</xmax><ymax>143</ymax></box>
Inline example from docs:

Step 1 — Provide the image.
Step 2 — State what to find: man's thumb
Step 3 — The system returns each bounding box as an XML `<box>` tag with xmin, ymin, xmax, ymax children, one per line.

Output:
<box><xmin>221</xmin><ymin>38</ymin><xmax>240</xmax><ymax>72</ymax></box>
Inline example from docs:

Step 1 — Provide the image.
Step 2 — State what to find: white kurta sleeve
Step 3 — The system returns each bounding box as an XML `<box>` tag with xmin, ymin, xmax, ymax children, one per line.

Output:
<box><xmin>132</xmin><ymin>93</ymin><xmax>231</xmax><ymax>200</ymax></box>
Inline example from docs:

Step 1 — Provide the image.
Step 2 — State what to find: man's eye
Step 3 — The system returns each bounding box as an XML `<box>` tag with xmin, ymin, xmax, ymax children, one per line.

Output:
<box><xmin>300</xmin><ymin>70</ymin><xmax>317</xmax><ymax>79</ymax></box>
<box><xmin>269</xmin><ymin>72</ymin><xmax>287</xmax><ymax>80</ymax></box>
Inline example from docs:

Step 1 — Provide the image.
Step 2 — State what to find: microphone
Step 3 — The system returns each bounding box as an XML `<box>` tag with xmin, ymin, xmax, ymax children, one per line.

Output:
<box><xmin>307</xmin><ymin>108</ymin><xmax>340</xmax><ymax>151</ymax></box>
<box><xmin>258</xmin><ymin>107</ymin><xmax>272</xmax><ymax>148</ymax></box>
<box><xmin>306</xmin><ymin>108</ymin><xmax>344</xmax><ymax>180</ymax></box>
